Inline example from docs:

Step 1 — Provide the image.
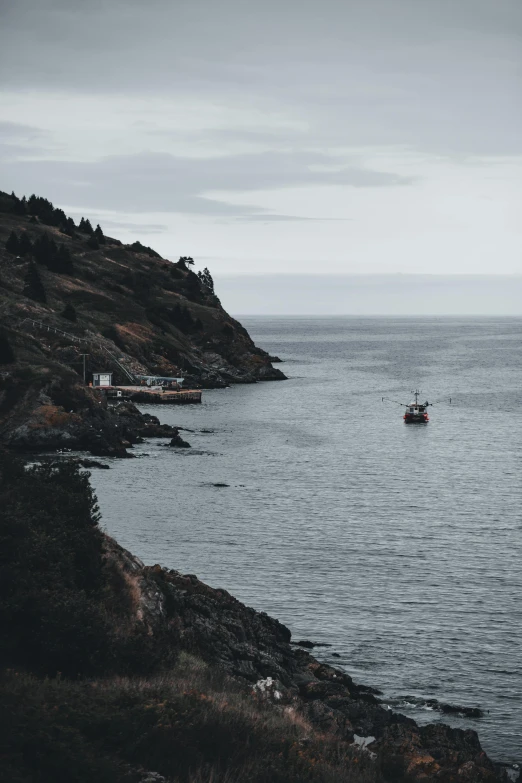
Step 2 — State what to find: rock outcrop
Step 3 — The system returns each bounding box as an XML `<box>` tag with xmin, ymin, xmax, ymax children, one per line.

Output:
<box><xmin>102</xmin><ymin>536</ymin><xmax>507</xmax><ymax>783</ymax></box>
<box><xmin>0</xmin><ymin>369</ymin><xmax>190</xmax><ymax>456</ymax></box>
<box><xmin>0</xmin><ymin>189</ymin><xmax>286</xmax><ymax>454</ymax></box>
<box><xmin>0</xmin><ymin>189</ymin><xmax>286</xmax><ymax>389</ymax></box>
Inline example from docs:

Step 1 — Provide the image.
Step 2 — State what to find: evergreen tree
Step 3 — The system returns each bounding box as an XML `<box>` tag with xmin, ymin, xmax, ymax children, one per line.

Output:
<box><xmin>178</xmin><ymin>255</ymin><xmax>195</xmax><ymax>267</ymax></box>
<box><xmin>94</xmin><ymin>224</ymin><xmax>105</xmax><ymax>244</ymax></box>
<box><xmin>54</xmin><ymin>244</ymin><xmax>73</xmax><ymax>274</ymax></box>
<box><xmin>61</xmin><ymin>303</ymin><xmax>77</xmax><ymax>322</ymax></box>
<box><xmin>184</xmin><ymin>269</ymin><xmax>202</xmax><ymax>300</ymax></box>
<box><xmin>23</xmin><ymin>261</ymin><xmax>47</xmax><ymax>303</ymax></box>
<box><xmin>86</xmin><ymin>235</ymin><xmax>99</xmax><ymax>250</ymax></box>
<box><xmin>79</xmin><ymin>218</ymin><xmax>87</xmax><ymax>232</ymax></box>
<box><xmin>18</xmin><ymin>231</ymin><xmax>33</xmax><ymax>257</ymax></box>
<box><xmin>62</xmin><ymin>217</ymin><xmax>76</xmax><ymax>237</ymax></box>
<box><xmin>197</xmin><ymin>267</ymin><xmax>214</xmax><ymax>294</ymax></box>
<box><xmin>33</xmin><ymin>234</ymin><xmax>58</xmax><ymax>267</ymax></box>
<box><xmin>128</xmin><ymin>241</ymin><xmax>161</xmax><ymax>258</ymax></box>
<box><xmin>5</xmin><ymin>231</ymin><xmax>19</xmax><ymax>255</ymax></box>
<box><xmin>83</xmin><ymin>219</ymin><xmax>94</xmax><ymax>235</ymax></box>
<box><xmin>13</xmin><ymin>194</ymin><xmax>27</xmax><ymax>216</ymax></box>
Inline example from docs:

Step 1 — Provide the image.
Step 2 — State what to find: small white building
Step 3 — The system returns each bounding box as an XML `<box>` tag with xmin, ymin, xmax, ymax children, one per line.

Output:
<box><xmin>92</xmin><ymin>372</ymin><xmax>113</xmax><ymax>387</ymax></box>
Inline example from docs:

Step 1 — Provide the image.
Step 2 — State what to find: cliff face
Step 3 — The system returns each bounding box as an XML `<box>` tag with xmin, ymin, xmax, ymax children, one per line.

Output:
<box><xmin>0</xmin><ymin>192</ymin><xmax>284</xmax><ymax>386</ymax></box>
<box><xmin>0</xmin><ymin>190</ymin><xmax>284</xmax><ymax>453</ymax></box>
<box><xmin>101</xmin><ymin>535</ymin><xmax>505</xmax><ymax>783</ymax></box>
<box><xmin>0</xmin><ymin>448</ymin><xmax>508</xmax><ymax>783</ymax></box>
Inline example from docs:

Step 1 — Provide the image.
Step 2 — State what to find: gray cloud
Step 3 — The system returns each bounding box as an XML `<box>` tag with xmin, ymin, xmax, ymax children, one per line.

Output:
<box><xmin>80</xmin><ymin>219</ymin><xmax>170</xmax><ymax>234</ymax></box>
<box><xmin>0</xmin><ymin>0</ymin><xmax>521</xmax><ymax>279</ymax></box>
<box><xmin>0</xmin><ymin>121</ymin><xmax>46</xmax><ymax>141</ymax></box>
<box><xmin>0</xmin><ymin>121</ymin><xmax>52</xmax><ymax>161</ymax></box>
<box><xmin>1</xmin><ymin>0</ymin><xmax>520</xmax><ymax>156</ymax></box>
<box><xmin>1</xmin><ymin>149</ymin><xmax>412</xmax><ymax>217</ymax></box>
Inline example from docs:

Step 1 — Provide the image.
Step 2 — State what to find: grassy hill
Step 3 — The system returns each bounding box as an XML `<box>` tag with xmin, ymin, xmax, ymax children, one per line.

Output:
<box><xmin>0</xmin><ymin>190</ymin><xmax>284</xmax><ymax>454</ymax></box>
<box><xmin>0</xmin><ymin>190</ymin><xmax>284</xmax><ymax>386</ymax></box>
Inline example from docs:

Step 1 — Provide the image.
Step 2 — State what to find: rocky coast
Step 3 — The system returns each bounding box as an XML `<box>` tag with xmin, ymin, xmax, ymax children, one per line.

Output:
<box><xmin>0</xmin><ymin>189</ymin><xmax>284</xmax><ymax>457</ymax></box>
<box><xmin>0</xmin><ymin>191</ymin><xmax>514</xmax><ymax>782</ymax></box>
<box><xmin>0</xmin><ymin>452</ymin><xmax>510</xmax><ymax>783</ymax></box>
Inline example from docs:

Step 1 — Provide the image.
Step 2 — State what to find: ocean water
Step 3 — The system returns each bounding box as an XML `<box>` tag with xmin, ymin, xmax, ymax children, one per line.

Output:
<box><xmin>91</xmin><ymin>316</ymin><xmax>522</xmax><ymax>764</ymax></box>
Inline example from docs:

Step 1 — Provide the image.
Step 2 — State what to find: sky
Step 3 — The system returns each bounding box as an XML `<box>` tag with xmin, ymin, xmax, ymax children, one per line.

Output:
<box><xmin>0</xmin><ymin>0</ymin><xmax>521</xmax><ymax>305</ymax></box>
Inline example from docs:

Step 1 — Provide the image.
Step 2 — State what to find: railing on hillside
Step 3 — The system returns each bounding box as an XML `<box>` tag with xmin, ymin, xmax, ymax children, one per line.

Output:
<box><xmin>18</xmin><ymin>318</ymin><xmax>137</xmax><ymax>384</ymax></box>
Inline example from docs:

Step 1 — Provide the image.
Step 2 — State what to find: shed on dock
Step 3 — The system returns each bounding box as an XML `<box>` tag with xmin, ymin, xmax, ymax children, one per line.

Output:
<box><xmin>92</xmin><ymin>372</ymin><xmax>113</xmax><ymax>387</ymax></box>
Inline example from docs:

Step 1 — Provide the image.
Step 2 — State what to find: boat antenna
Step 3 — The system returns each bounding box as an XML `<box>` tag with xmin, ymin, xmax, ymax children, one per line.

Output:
<box><xmin>411</xmin><ymin>389</ymin><xmax>421</xmax><ymax>405</ymax></box>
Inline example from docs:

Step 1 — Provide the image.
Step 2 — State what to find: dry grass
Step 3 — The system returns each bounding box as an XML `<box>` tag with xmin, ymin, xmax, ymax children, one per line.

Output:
<box><xmin>0</xmin><ymin>654</ymin><xmax>381</xmax><ymax>783</ymax></box>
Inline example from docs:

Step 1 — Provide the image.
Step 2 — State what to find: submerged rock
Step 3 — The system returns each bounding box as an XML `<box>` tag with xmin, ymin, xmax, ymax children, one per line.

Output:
<box><xmin>168</xmin><ymin>434</ymin><xmax>191</xmax><ymax>448</ymax></box>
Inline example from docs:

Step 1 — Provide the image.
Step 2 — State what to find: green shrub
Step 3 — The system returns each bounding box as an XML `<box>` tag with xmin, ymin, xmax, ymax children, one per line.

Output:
<box><xmin>0</xmin><ymin>458</ymin><xmax>170</xmax><ymax>678</ymax></box>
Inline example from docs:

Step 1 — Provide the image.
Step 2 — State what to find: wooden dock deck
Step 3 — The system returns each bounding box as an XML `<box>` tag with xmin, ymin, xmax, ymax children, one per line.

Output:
<box><xmin>104</xmin><ymin>386</ymin><xmax>202</xmax><ymax>404</ymax></box>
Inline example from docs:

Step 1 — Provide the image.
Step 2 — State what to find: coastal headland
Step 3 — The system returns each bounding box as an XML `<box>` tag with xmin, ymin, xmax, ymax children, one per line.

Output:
<box><xmin>0</xmin><ymin>190</ymin><xmax>284</xmax><ymax>456</ymax></box>
<box><xmin>0</xmin><ymin>192</ymin><xmax>513</xmax><ymax>782</ymax></box>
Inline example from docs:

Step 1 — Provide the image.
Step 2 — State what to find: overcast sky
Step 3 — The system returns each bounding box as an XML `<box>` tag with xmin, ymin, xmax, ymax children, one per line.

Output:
<box><xmin>0</xmin><ymin>0</ymin><xmax>521</xmax><ymax>282</ymax></box>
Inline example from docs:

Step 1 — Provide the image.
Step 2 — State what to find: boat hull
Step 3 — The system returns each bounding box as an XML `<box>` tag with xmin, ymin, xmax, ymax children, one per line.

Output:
<box><xmin>404</xmin><ymin>414</ymin><xmax>429</xmax><ymax>423</ymax></box>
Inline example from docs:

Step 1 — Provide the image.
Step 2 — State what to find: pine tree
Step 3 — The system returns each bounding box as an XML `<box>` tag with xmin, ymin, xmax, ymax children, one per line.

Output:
<box><xmin>83</xmin><ymin>219</ymin><xmax>94</xmax><ymax>235</ymax></box>
<box><xmin>178</xmin><ymin>255</ymin><xmax>195</xmax><ymax>267</ymax></box>
<box><xmin>5</xmin><ymin>231</ymin><xmax>19</xmax><ymax>255</ymax></box>
<box><xmin>12</xmin><ymin>193</ymin><xmax>26</xmax><ymax>216</ymax></box>
<box><xmin>94</xmin><ymin>224</ymin><xmax>105</xmax><ymax>244</ymax></box>
<box><xmin>197</xmin><ymin>267</ymin><xmax>215</xmax><ymax>294</ymax></box>
<box><xmin>18</xmin><ymin>231</ymin><xmax>33</xmax><ymax>257</ymax></box>
<box><xmin>184</xmin><ymin>269</ymin><xmax>201</xmax><ymax>300</ymax></box>
<box><xmin>33</xmin><ymin>234</ymin><xmax>57</xmax><ymax>266</ymax></box>
<box><xmin>23</xmin><ymin>261</ymin><xmax>47</xmax><ymax>303</ymax></box>
<box><xmin>61</xmin><ymin>303</ymin><xmax>77</xmax><ymax>322</ymax></box>
<box><xmin>54</xmin><ymin>243</ymin><xmax>73</xmax><ymax>274</ymax></box>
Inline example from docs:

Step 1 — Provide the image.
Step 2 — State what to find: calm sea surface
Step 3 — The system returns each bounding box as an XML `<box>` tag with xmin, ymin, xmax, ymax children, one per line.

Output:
<box><xmin>91</xmin><ymin>316</ymin><xmax>522</xmax><ymax>764</ymax></box>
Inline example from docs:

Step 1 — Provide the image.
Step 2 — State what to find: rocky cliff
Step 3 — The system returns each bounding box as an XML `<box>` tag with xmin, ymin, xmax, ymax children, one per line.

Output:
<box><xmin>0</xmin><ymin>444</ymin><xmax>509</xmax><ymax>783</ymax></box>
<box><xmin>103</xmin><ymin>536</ymin><xmax>506</xmax><ymax>783</ymax></box>
<box><xmin>0</xmin><ymin>190</ymin><xmax>284</xmax><ymax>454</ymax></box>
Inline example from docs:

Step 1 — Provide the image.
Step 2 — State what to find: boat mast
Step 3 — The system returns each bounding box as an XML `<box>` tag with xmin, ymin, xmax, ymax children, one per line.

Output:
<box><xmin>412</xmin><ymin>389</ymin><xmax>420</xmax><ymax>405</ymax></box>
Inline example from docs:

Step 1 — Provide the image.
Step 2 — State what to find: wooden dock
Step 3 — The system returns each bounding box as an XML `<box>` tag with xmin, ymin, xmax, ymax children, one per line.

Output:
<box><xmin>104</xmin><ymin>386</ymin><xmax>202</xmax><ymax>404</ymax></box>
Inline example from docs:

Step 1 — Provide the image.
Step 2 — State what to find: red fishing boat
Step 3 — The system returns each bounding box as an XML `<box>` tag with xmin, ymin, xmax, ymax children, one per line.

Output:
<box><xmin>382</xmin><ymin>390</ymin><xmax>451</xmax><ymax>423</ymax></box>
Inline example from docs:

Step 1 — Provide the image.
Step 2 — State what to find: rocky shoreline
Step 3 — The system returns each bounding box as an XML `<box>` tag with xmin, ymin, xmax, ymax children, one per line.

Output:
<box><xmin>1</xmin><ymin>375</ymin><xmax>516</xmax><ymax>780</ymax></box>
<box><xmin>0</xmin><ymin>382</ymin><xmax>517</xmax><ymax>780</ymax></box>
<box><xmin>100</xmin><ymin>535</ymin><xmax>511</xmax><ymax>782</ymax></box>
<box><xmin>0</xmin><ymin>369</ymin><xmax>191</xmax><ymax>457</ymax></box>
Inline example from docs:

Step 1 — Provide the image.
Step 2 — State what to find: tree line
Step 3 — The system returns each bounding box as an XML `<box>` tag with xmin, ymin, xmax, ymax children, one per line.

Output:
<box><xmin>4</xmin><ymin>191</ymin><xmax>106</xmax><ymax>242</ymax></box>
<box><xmin>5</xmin><ymin>230</ymin><xmax>73</xmax><ymax>274</ymax></box>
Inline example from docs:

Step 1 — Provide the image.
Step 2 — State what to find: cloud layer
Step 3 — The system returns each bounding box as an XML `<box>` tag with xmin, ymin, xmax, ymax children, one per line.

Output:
<box><xmin>0</xmin><ymin>0</ymin><xmax>520</xmax><ymax>277</ymax></box>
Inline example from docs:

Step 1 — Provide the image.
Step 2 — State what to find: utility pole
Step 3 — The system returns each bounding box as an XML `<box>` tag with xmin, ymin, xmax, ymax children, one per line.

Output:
<box><xmin>79</xmin><ymin>354</ymin><xmax>89</xmax><ymax>384</ymax></box>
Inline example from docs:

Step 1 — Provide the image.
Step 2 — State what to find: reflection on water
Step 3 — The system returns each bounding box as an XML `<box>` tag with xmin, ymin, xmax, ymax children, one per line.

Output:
<box><xmin>91</xmin><ymin>316</ymin><xmax>522</xmax><ymax>764</ymax></box>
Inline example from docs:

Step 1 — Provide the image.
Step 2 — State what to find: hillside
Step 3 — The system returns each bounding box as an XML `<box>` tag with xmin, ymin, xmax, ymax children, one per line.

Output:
<box><xmin>0</xmin><ymin>455</ymin><xmax>506</xmax><ymax>783</ymax></box>
<box><xmin>0</xmin><ymin>190</ymin><xmax>285</xmax><ymax>385</ymax></box>
<box><xmin>0</xmin><ymin>190</ymin><xmax>284</xmax><ymax>454</ymax></box>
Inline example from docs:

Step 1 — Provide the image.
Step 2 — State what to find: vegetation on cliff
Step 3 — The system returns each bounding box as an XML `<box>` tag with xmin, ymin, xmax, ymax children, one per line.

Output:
<box><xmin>0</xmin><ymin>456</ymin><xmax>506</xmax><ymax>783</ymax></box>
<box><xmin>0</xmin><ymin>188</ymin><xmax>284</xmax><ymax>455</ymax></box>
<box><xmin>0</xmin><ymin>456</ymin><xmax>375</xmax><ymax>782</ymax></box>
<box><xmin>0</xmin><ymin>189</ymin><xmax>285</xmax><ymax>387</ymax></box>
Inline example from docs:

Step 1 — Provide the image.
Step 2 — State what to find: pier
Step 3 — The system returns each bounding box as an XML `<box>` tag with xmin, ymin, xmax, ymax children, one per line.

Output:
<box><xmin>104</xmin><ymin>386</ymin><xmax>202</xmax><ymax>404</ymax></box>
